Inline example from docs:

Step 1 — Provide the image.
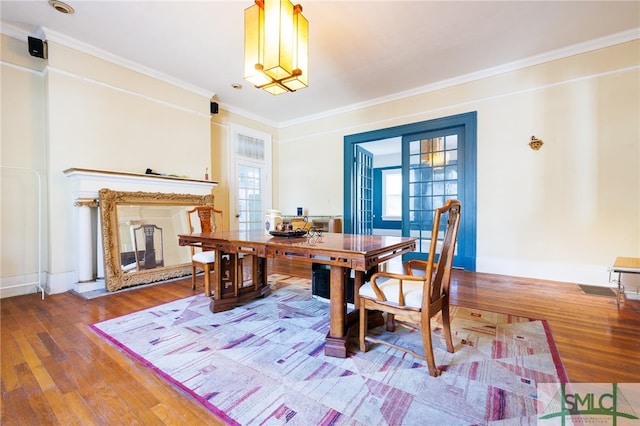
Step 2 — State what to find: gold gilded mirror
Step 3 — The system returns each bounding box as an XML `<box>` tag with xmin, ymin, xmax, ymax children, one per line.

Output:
<box><xmin>99</xmin><ymin>188</ymin><xmax>213</xmax><ymax>291</ymax></box>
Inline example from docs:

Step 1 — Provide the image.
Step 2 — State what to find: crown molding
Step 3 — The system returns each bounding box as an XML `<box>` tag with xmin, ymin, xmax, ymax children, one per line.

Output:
<box><xmin>280</xmin><ymin>28</ymin><xmax>640</xmax><ymax>128</ymax></box>
<box><xmin>41</xmin><ymin>27</ymin><xmax>213</xmax><ymax>99</ymax></box>
<box><xmin>0</xmin><ymin>21</ymin><xmax>45</xmax><ymax>40</ymax></box>
<box><xmin>3</xmin><ymin>20</ymin><xmax>637</xmax><ymax>129</ymax></box>
<box><xmin>0</xmin><ymin>21</ymin><xmax>213</xmax><ymax>99</ymax></box>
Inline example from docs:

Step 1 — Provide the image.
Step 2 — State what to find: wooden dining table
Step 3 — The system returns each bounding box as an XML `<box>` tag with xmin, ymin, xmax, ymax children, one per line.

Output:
<box><xmin>178</xmin><ymin>230</ymin><xmax>416</xmax><ymax>358</ymax></box>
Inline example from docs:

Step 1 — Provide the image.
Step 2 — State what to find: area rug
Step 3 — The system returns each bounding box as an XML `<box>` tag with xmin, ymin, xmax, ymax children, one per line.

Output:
<box><xmin>90</xmin><ymin>275</ymin><xmax>568</xmax><ymax>425</ymax></box>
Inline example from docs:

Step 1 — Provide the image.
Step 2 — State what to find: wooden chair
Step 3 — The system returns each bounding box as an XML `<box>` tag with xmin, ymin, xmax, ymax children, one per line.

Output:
<box><xmin>186</xmin><ymin>206</ymin><xmax>247</xmax><ymax>297</ymax></box>
<box><xmin>358</xmin><ymin>199</ymin><xmax>461</xmax><ymax>377</ymax></box>
<box><xmin>186</xmin><ymin>206</ymin><xmax>223</xmax><ymax>297</ymax></box>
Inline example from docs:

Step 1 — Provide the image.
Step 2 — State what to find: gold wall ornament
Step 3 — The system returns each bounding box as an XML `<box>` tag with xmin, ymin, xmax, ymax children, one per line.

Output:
<box><xmin>529</xmin><ymin>136</ymin><xmax>544</xmax><ymax>151</ymax></box>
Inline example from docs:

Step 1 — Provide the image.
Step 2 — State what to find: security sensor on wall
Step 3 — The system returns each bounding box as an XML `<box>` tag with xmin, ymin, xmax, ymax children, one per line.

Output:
<box><xmin>28</xmin><ymin>36</ymin><xmax>47</xmax><ymax>59</ymax></box>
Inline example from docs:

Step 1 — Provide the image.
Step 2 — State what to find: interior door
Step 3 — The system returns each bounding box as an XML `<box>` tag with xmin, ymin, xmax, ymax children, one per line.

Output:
<box><xmin>353</xmin><ymin>145</ymin><xmax>374</xmax><ymax>234</ymax></box>
<box><xmin>235</xmin><ymin>162</ymin><xmax>265</xmax><ymax>232</ymax></box>
<box><xmin>229</xmin><ymin>124</ymin><xmax>272</xmax><ymax>232</ymax></box>
<box><xmin>402</xmin><ymin>127</ymin><xmax>465</xmax><ymax>266</ymax></box>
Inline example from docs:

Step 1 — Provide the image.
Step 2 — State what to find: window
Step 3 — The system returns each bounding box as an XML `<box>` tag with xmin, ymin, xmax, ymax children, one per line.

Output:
<box><xmin>382</xmin><ymin>168</ymin><xmax>402</xmax><ymax>220</ymax></box>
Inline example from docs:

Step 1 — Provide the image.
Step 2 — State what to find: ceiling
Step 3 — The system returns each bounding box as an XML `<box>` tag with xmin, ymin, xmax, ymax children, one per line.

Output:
<box><xmin>1</xmin><ymin>1</ymin><xmax>639</xmax><ymax>127</ymax></box>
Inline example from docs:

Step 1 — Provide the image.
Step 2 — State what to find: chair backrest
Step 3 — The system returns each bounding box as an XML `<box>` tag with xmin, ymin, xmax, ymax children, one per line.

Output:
<box><xmin>130</xmin><ymin>223</ymin><xmax>164</xmax><ymax>270</ymax></box>
<box><xmin>186</xmin><ymin>206</ymin><xmax>223</xmax><ymax>255</ymax></box>
<box><xmin>186</xmin><ymin>206</ymin><xmax>224</xmax><ymax>233</ymax></box>
<box><xmin>424</xmin><ymin>199</ymin><xmax>461</xmax><ymax>304</ymax></box>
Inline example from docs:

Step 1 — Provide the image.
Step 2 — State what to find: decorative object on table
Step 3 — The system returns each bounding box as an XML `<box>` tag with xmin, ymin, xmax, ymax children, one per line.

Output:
<box><xmin>269</xmin><ymin>229</ymin><xmax>308</xmax><ymax>238</ymax></box>
<box><xmin>289</xmin><ymin>216</ymin><xmax>308</xmax><ymax>231</ymax></box>
<box><xmin>269</xmin><ymin>215</ymin><xmax>324</xmax><ymax>244</ymax></box>
<box><xmin>91</xmin><ymin>278</ymin><xmax>568</xmax><ymax>426</ymax></box>
<box><xmin>264</xmin><ymin>209</ymin><xmax>283</xmax><ymax>234</ymax></box>
<box><xmin>297</xmin><ymin>207</ymin><xmax>303</xmax><ymax>216</ymax></box>
<box><xmin>269</xmin><ymin>216</ymin><xmax>323</xmax><ymax>240</ymax></box>
<box><xmin>305</xmin><ymin>226</ymin><xmax>323</xmax><ymax>244</ymax></box>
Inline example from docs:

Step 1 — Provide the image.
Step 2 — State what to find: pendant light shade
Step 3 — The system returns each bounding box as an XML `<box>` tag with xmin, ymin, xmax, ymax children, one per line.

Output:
<box><xmin>244</xmin><ymin>0</ymin><xmax>308</xmax><ymax>94</ymax></box>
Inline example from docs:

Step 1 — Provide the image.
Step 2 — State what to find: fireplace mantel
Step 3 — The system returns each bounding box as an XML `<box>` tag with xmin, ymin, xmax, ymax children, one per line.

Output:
<box><xmin>64</xmin><ymin>168</ymin><xmax>217</xmax><ymax>294</ymax></box>
<box><xmin>64</xmin><ymin>168</ymin><xmax>217</xmax><ymax>197</ymax></box>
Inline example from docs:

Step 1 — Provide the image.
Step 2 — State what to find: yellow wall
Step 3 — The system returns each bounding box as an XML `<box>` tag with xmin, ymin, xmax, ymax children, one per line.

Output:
<box><xmin>2</xmin><ymin>31</ymin><xmax>638</xmax><ymax>295</ymax></box>
<box><xmin>1</xmin><ymin>34</ymin><xmax>212</xmax><ymax>294</ymax></box>
<box><xmin>276</xmin><ymin>40</ymin><xmax>640</xmax><ymax>285</ymax></box>
<box><xmin>1</xmin><ymin>35</ymin><xmax>48</xmax><ymax>297</ymax></box>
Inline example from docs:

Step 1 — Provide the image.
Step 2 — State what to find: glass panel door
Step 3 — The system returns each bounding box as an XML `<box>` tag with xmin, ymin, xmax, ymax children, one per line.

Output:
<box><xmin>230</xmin><ymin>124</ymin><xmax>272</xmax><ymax>232</ymax></box>
<box><xmin>353</xmin><ymin>144</ymin><xmax>374</xmax><ymax>234</ymax></box>
<box><xmin>236</xmin><ymin>163</ymin><xmax>263</xmax><ymax>232</ymax></box>
<box><xmin>403</xmin><ymin>128</ymin><xmax>461</xmax><ymax>263</ymax></box>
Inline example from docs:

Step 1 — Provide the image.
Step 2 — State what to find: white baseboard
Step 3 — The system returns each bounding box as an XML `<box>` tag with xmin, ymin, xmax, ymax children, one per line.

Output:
<box><xmin>475</xmin><ymin>257</ymin><xmax>613</xmax><ymax>287</ymax></box>
<box><xmin>40</xmin><ymin>271</ymin><xmax>106</xmax><ymax>294</ymax></box>
<box><xmin>74</xmin><ymin>279</ymin><xmax>106</xmax><ymax>293</ymax></box>
<box><xmin>0</xmin><ymin>272</ymin><xmax>47</xmax><ymax>298</ymax></box>
<box><xmin>48</xmin><ymin>271</ymin><xmax>78</xmax><ymax>294</ymax></box>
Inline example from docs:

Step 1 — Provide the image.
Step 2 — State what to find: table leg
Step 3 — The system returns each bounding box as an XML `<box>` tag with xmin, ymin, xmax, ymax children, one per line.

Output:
<box><xmin>211</xmin><ymin>250</ymin><xmax>222</xmax><ymax>302</ymax></box>
<box><xmin>324</xmin><ymin>267</ymin><xmax>386</xmax><ymax>358</ymax></box>
<box><xmin>325</xmin><ymin>265</ymin><xmax>348</xmax><ymax>357</ymax></box>
<box><xmin>616</xmin><ymin>271</ymin><xmax>625</xmax><ymax>310</ymax></box>
<box><xmin>209</xmin><ymin>252</ymin><xmax>237</xmax><ymax>312</ymax></box>
<box><xmin>209</xmin><ymin>251</ymin><xmax>271</xmax><ymax>313</ymax></box>
<box><xmin>248</xmin><ymin>256</ymin><xmax>271</xmax><ymax>300</ymax></box>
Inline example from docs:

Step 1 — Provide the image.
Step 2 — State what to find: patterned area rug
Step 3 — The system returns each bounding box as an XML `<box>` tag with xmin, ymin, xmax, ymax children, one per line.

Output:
<box><xmin>90</xmin><ymin>275</ymin><xmax>568</xmax><ymax>425</ymax></box>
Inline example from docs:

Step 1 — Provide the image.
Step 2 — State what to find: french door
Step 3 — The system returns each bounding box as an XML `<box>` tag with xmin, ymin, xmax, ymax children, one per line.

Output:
<box><xmin>403</xmin><ymin>128</ymin><xmax>463</xmax><ymax>265</ymax></box>
<box><xmin>344</xmin><ymin>112</ymin><xmax>476</xmax><ymax>271</ymax></box>
<box><xmin>229</xmin><ymin>124</ymin><xmax>272</xmax><ymax>232</ymax></box>
<box><xmin>353</xmin><ymin>145</ymin><xmax>374</xmax><ymax>234</ymax></box>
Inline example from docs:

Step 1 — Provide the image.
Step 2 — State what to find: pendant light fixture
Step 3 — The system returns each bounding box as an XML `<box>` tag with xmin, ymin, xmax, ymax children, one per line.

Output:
<box><xmin>244</xmin><ymin>0</ymin><xmax>308</xmax><ymax>95</ymax></box>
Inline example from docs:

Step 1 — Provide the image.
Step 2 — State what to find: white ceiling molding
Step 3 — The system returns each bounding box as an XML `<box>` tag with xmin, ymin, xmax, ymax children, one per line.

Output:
<box><xmin>41</xmin><ymin>27</ymin><xmax>213</xmax><ymax>99</ymax></box>
<box><xmin>279</xmin><ymin>28</ymin><xmax>640</xmax><ymax>129</ymax></box>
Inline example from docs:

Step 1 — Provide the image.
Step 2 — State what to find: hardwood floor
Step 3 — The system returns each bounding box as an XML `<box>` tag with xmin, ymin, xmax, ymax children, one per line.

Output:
<box><xmin>2</xmin><ymin>260</ymin><xmax>639</xmax><ymax>425</ymax></box>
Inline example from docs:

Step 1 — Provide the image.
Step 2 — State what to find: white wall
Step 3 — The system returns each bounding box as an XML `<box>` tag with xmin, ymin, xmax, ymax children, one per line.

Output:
<box><xmin>276</xmin><ymin>40</ymin><xmax>640</xmax><ymax>287</ymax></box>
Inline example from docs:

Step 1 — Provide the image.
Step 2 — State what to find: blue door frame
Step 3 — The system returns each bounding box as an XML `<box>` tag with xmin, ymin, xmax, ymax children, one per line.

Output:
<box><xmin>343</xmin><ymin>112</ymin><xmax>477</xmax><ymax>271</ymax></box>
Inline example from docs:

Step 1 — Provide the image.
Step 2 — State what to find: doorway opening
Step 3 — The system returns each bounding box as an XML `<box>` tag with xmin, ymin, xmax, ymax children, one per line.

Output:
<box><xmin>343</xmin><ymin>112</ymin><xmax>477</xmax><ymax>271</ymax></box>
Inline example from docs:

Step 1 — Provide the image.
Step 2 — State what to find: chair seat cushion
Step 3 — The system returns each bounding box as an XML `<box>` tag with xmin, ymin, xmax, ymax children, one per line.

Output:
<box><xmin>359</xmin><ymin>278</ymin><xmax>424</xmax><ymax>309</ymax></box>
<box><xmin>192</xmin><ymin>251</ymin><xmax>215</xmax><ymax>263</ymax></box>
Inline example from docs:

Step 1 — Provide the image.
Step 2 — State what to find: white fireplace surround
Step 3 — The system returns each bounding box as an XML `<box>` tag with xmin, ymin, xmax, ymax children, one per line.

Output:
<box><xmin>64</xmin><ymin>168</ymin><xmax>217</xmax><ymax>294</ymax></box>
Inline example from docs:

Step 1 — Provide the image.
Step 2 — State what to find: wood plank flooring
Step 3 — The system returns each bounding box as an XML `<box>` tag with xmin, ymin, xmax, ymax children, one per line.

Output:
<box><xmin>2</xmin><ymin>260</ymin><xmax>639</xmax><ymax>425</ymax></box>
